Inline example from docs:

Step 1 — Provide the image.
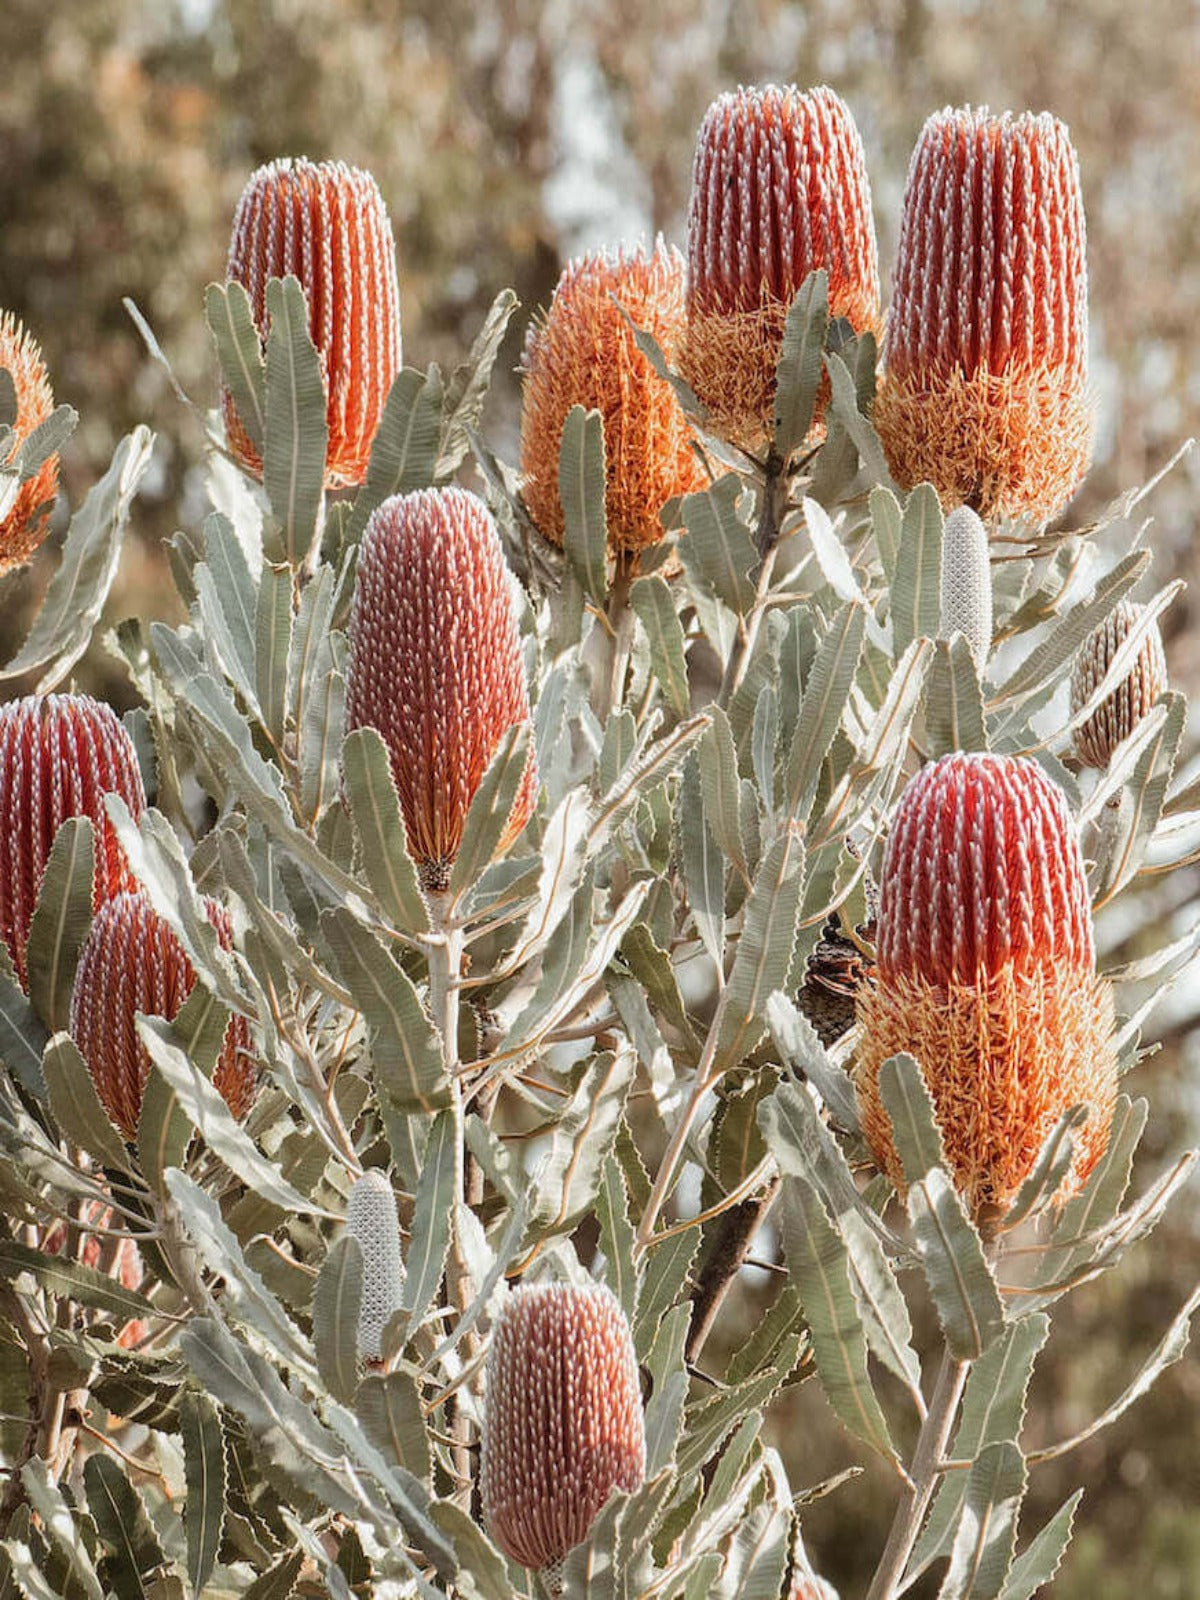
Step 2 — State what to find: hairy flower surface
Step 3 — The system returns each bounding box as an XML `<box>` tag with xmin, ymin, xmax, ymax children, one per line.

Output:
<box><xmin>856</xmin><ymin>752</ymin><xmax>1116</xmax><ymax>1217</ymax></box>
<box><xmin>224</xmin><ymin>157</ymin><xmax>402</xmax><ymax>487</ymax></box>
<box><xmin>344</xmin><ymin>487</ymin><xmax>537</xmax><ymax>887</ymax></box>
<box><xmin>481</xmin><ymin>1282</ymin><xmax>646</xmax><ymax>1573</ymax></box>
<box><xmin>875</xmin><ymin>107</ymin><xmax>1091</xmax><ymax>522</ymax></box>
<box><xmin>1070</xmin><ymin>600</ymin><xmax>1168</xmax><ymax>769</ymax></box>
<box><xmin>70</xmin><ymin>891</ymin><xmax>255</xmax><ymax>1139</ymax></box>
<box><xmin>681</xmin><ymin>84</ymin><xmax>880</xmax><ymax>446</ymax></box>
<box><xmin>521</xmin><ymin>244</ymin><xmax>705</xmax><ymax>557</ymax></box>
<box><xmin>346</xmin><ymin>1169</ymin><xmax>406</xmax><ymax>1360</ymax></box>
<box><xmin>0</xmin><ymin>311</ymin><xmax>60</xmax><ymax>571</ymax></box>
<box><xmin>0</xmin><ymin>694</ymin><xmax>146</xmax><ymax>990</ymax></box>
<box><xmin>939</xmin><ymin>505</ymin><xmax>993</xmax><ymax>671</ymax></box>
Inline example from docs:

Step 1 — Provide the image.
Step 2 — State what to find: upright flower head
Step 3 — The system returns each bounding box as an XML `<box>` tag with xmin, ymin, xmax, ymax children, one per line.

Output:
<box><xmin>0</xmin><ymin>694</ymin><xmax>146</xmax><ymax>990</ymax></box>
<box><xmin>481</xmin><ymin>1282</ymin><xmax>645</xmax><ymax>1575</ymax></box>
<box><xmin>1070</xmin><ymin>600</ymin><xmax>1168</xmax><ymax>769</ymax></box>
<box><xmin>521</xmin><ymin>243</ymin><xmax>706</xmax><ymax>558</ymax></box>
<box><xmin>875</xmin><ymin>107</ymin><xmax>1092</xmax><ymax>523</ymax></box>
<box><xmin>939</xmin><ymin>505</ymin><xmax>993</xmax><ymax>672</ymax></box>
<box><xmin>224</xmin><ymin>157</ymin><xmax>402</xmax><ymax>487</ymax></box>
<box><xmin>0</xmin><ymin>312</ymin><xmax>60</xmax><ymax>572</ymax></box>
<box><xmin>680</xmin><ymin>84</ymin><xmax>880</xmax><ymax>446</ymax></box>
<box><xmin>344</xmin><ymin>487</ymin><xmax>537</xmax><ymax>888</ymax></box>
<box><xmin>70</xmin><ymin>891</ymin><xmax>255</xmax><ymax>1140</ymax></box>
<box><xmin>346</xmin><ymin>1169</ymin><xmax>406</xmax><ymax>1360</ymax></box>
<box><xmin>856</xmin><ymin>753</ymin><xmax>1116</xmax><ymax>1219</ymax></box>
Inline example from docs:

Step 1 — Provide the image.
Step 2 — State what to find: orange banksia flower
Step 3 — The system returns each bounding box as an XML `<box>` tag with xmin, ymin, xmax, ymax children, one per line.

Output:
<box><xmin>875</xmin><ymin>107</ymin><xmax>1092</xmax><ymax>523</ymax></box>
<box><xmin>855</xmin><ymin>752</ymin><xmax>1116</xmax><ymax>1219</ymax></box>
<box><xmin>520</xmin><ymin>243</ymin><xmax>707</xmax><ymax>557</ymax></box>
<box><xmin>224</xmin><ymin>157</ymin><xmax>403</xmax><ymax>488</ymax></box>
<box><xmin>481</xmin><ymin>1282</ymin><xmax>646</xmax><ymax>1576</ymax></box>
<box><xmin>1070</xmin><ymin>600</ymin><xmax>1168</xmax><ymax>769</ymax></box>
<box><xmin>0</xmin><ymin>312</ymin><xmax>60</xmax><ymax>571</ymax></box>
<box><xmin>0</xmin><ymin>694</ymin><xmax>146</xmax><ymax>990</ymax></box>
<box><xmin>344</xmin><ymin>487</ymin><xmax>537</xmax><ymax>889</ymax></box>
<box><xmin>70</xmin><ymin>891</ymin><xmax>255</xmax><ymax>1139</ymax></box>
<box><xmin>680</xmin><ymin>84</ymin><xmax>880</xmax><ymax>447</ymax></box>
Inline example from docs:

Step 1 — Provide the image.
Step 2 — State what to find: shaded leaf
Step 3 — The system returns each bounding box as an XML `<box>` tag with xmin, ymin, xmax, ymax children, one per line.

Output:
<box><xmin>347</xmin><ymin>367</ymin><xmax>443</xmax><ymax>544</ymax></box>
<box><xmin>313</xmin><ymin>1235</ymin><xmax>364</xmax><ymax>1403</ymax></box>
<box><xmin>179</xmin><ymin>1390</ymin><xmax>226</xmax><ymax>1600</ymax></box>
<box><xmin>26</xmin><ymin>818</ymin><xmax>94</xmax><ymax>1034</ymax></box>
<box><xmin>263</xmin><ymin>275</ymin><xmax>328</xmax><ymax>565</ymax></box>
<box><xmin>774</xmin><ymin>270</ymin><xmax>829</xmax><ymax>457</ymax></box>
<box><xmin>937</xmin><ymin>1440</ymin><xmax>1026</xmax><ymax>1600</ymax></box>
<box><xmin>559</xmin><ymin>405</ymin><xmax>608</xmax><ymax>606</ymax></box>
<box><xmin>205</xmin><ymin>281</ymin><xmax>266</xmax><ymax>454</ymax></box>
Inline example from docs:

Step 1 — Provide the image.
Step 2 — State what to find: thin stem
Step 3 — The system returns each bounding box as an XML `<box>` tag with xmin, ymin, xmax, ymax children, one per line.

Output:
<box><xmin>593</xmin><ymin>555</ymin><xmax>636</xmax><ymax>725</ymax></box>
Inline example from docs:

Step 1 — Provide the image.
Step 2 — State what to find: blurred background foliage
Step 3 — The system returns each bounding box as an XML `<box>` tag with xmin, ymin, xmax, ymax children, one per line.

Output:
<box><xmin>0</xmin><ymin>1</ymin><xmax>1196</xmax><ymax>1594</ymax></box>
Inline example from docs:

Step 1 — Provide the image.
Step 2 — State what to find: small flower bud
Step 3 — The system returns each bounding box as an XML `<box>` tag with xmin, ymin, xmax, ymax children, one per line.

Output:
<box><xmin>346</xmin><ymin>1169</ymin><xmax>406</xmax><ymax>1360</ymax></box>
<box><xmin>0</xmin><ymin>311</ymin><xmax>60</xmax><ymax>572</ymax></box>
<box><xmin>1070</xmin><ymin>600</ymin><xmax>1168</xmax><ymax>769</ymax></box>
<box><xmin>939</xmin><ymin>505</ymin><xmax>993</xmax><ymax>671</ymax></box>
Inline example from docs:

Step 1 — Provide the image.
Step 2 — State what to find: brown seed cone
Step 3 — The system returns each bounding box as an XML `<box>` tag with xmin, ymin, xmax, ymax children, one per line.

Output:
<box><xmin>0</xmin><ymin>694</ymin><xmax>146</xmax><ymax>990</ymax></box>
<box><xmin>223</xmin><ymin>157</ymin><xmax>402</xmax><ymax>488</ymax></box>
<box><xmin>1070</xmin><ymin>600</ymin><xmax>1168</xmax><ymax>769</ymax></box>
<box><xmin>70</xmin><ymin>891</ymin><xmax>255</xmax><ymax>1139</ymax></box>
<box><xmin>797</xmin><ymin>913</ymin><xmax>875</xmax><ymax>1046</ymax></box>
<box><xmin>0</xmin><ymin>311</ymin><xmax>60</xmax><ymax>571</ymax></box>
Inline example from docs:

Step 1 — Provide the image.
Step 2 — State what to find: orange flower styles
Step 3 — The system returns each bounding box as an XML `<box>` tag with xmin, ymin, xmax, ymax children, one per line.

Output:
<box><xmin>344</xmin><ymin>487</ymin><xmax>537</xmax><ymax>888</ymax></box>
<box><xmin>0</xmin><ymin>311</ymin><xmax>61</xmax><ymax>572</ymax></box>
<box><xmin>0</xmin><ymin>694</ymin><xmax>146</xmax><ymax>990</ymax></box>
<box><xmin>855</xmin><ymin>753</ymin><xmax>1116</xmax><ymax>1220</ymax></box>
<box><xmin>1071</xmin><ymin>600</ymin><xmax>1168</xmax><ymax>769</ymax></box>
<box><xmin>224</xmin><ymin>158</ymin><xmax>402</xmax><ymax>488</ymax></box>
<box><xmin>681</xmin><ymin>84</ymin><xmax>880</xmax><ymax>446</ymax></box>
<box><xmin>875</xmin><ymin>107</ymin><xmax>1092</xmax><ymax>523</ymax></box>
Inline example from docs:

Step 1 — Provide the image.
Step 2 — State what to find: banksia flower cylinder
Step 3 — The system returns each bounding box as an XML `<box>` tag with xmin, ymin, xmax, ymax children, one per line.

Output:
<box><xmin>939</xmin><ymin>505</ymin><xmax>993</xmax><ymax>671</ymax></box>
<box><xmin>855</xmin><ymin>753</ymin><xmax>1116</xmax><ymax>1219</ymax></box>
<box><xmin>224</xmin><ymin>158</ymin><xmax>402</xmax><ymax>488</ymax></box>
<box><xmin>481</xmin><ymin>1283</ymin><xmax>645</xmax><ymax>1575</ymax></box>
<box><xmin>680</xmin><ymin>84</ymin><xmax>880</xmax><ymax>447</ymax></box>
<box><xmin>0</xmin><ymin>694</ymin><xmax>146</xmax><ymax>990</ymax></box>
<box><xmin>70</xmin><ymin>891</ymin><xmax>255</xmax><ymax>1139</ymax></box>
<box><xmin>1070</xmin><ymin>601</ymin><xmax>1168</xmax><ymax>769</ymax></box>
<box><xmin>520</xmin><ymin>243</ymin><xmax>707</xmax><ymax>558</ymax></box>
<box><xmin>875</xmin><ymin>107</ymin><xmax>1092</xmax><ymax>523</ymax></box>
<box><xmin>344</xmin><ymin>487</ymin><xmax>537</xmax><ymax>888</ymax></box>
<box><xmin>346</xmin><ymin>1169</ymin><xmax>406</xmax><ymax>1360</ymax></box>
<box><xmin>0</xmin><ymin>311</ymin><xmax>60</xmax><ymax>571</ymax></box>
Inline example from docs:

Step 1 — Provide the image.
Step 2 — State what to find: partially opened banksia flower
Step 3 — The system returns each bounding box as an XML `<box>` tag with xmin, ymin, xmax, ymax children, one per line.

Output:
<box><xmin>680</xmin><ymin>84</ymin><xmax>880</xmax><ymax>446</ymax></box>
<box><xmin>875</xmin><ymin>107</ymin><xmax>1092</xmax><ymax>522</ymax></box>
<box><xmin>855</xmin><ymin>753</ymin><xmax>1116</xmax><ymax>1219</ymax></box>
<box><xmin>1070</xmin><ymin>600</ymin><xmax>1168</xmax><ymax>769</ymax></box>
<box><xmin>346</xmin><ymin>1169</ymin><xmax>406</xmax><ymax>1360</ymax></box>
<box><xmin>521</xmin><ymin>244</ymin><xmax>706</xmax><ymax>558</ymax></box>
<box><xmin>70</xmin><ymin>891</ymin><xmax>255</xmax><ymax>1139</ymax></box>
<box><xmin>0</xmin><ymin>694</ymin><xmax>146</xmax><ymax>990</ymax></box>
<box><xmin>481</xmin><ymin>1282</ymin><xmax>645</xmax><ymax>1575</ymax></box>
<box><xmin>224</xmin><ymin>157</ymin><xmax>402</xmax><ymax>487</ymax></box>
<box><xmin>0</xmin><ymin>311</ymin><xmax>60</xmax><ymax>571</ymax></box>
<box><xmin>939</xmin><ymin>505</ymin><xmax>993</xmax><ymax>671</ymax></box>
<box><xmin>344</xmin><ymin>487</ymin><xmax>537</xmax><ymax>888</ymax></box>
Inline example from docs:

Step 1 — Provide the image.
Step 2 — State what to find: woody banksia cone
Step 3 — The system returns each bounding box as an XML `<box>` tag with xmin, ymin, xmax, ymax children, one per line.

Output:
<box><xmin>344</xmin><ymin>487</ymin><xmax>537</xmax><ymax>889</ymax></box>
<box><xmin>855</xmin><ymin>753</ymin><xmax>1116</xmax><ymax>1220</ymax></box>
<box><xmin>346</xmin><ymin>1170</ymin><xmax>406</xmax><ymax>1360</ymax></box>
<box><xmin>223</xmin><ymin>157</ymin><xmax>402</xmax><ymax>488</ymax></box>
<box><xmin>1070</xmin><ymin>600</ymin><xmax>1168</xmax><ymax>769</ymax></box>
<box><xmin>680</xmin><ymin>84</ymin><xmax>880</xmax><ymax>447</ymax></box>
<box><xmin>0</xmin><ymin>694</ymin><xmax>146</xmax><ymax>990</ymax></box>
<box><xmin>0</xmin><ymin>311</ymin><xmax>60</xmax><ymax>572</ymax></box>
<box><xmin>482</xmin><ymin>1282</ymin><xmax>645</xmax><ymax>1575</ymax></box>
<box><xmin>875</xmin><ymin>107</ymin><xmax>1092</xmax><ymax>523</ymax></box>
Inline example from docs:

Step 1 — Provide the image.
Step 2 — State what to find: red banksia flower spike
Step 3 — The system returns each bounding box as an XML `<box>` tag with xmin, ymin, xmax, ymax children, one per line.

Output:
<box><xmin>1070</xmin><ymin>600</ymin><xmax>1168</xmax><ymax>770</ymax></box>
<box><xmin>344</xmin><ymin>486</ymin><xmax>538</xmax><ymax>889</ymax></box>
<box><xmin>875</xmin><ymin>106</ymin><xmax>1093</xmax><ymax>523</ymax></box>
<box><xmin>0</xmin><ymin>694</ymin><xmax>146</xmax><ymax>990</ymax></box>
<box><xmin>681</xmin><ymin>84</ymin><xmax>881</xmax><ymax>447</ymax></box>
<box><xmin>70</xmin><ymin>891</ymin><xmax>255</xmax><ymax>1139</ymax></box>
<box><xmin>0</xmin><ymin>312</ymin><xmax>61</xmax><ymax>572</ymax></box>
<box><xmin>224</xmin><ymin>157</ymin><xmax>402</xmax><ymax>489</ymax></box>
<box><xmin>481</xmin><ymin>1282</ymin><xmax>646</xmax><ymax>1577</ymax></box>
<box><xmin>855</xmin><ymin>753</ymin><xmax>1117</xmax><ymax>1219</ymax></box>
<box><xmin>346</xmin><ymin>1169</ymin><xmax>406</xmax><ymax>1361</ymax></box>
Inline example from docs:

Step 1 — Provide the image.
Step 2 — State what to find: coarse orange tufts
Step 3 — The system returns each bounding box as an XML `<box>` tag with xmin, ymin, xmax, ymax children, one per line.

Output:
<box><xmin>680</xmin><ymin>84</ymin><xmax>880</xmax><ymax>448</ymax></box>
<box><xmin>0</xmin><ymin>311</ymin><xmax>61</xmax><ymax>572</ymax></box>
<box><xmin>70</xmin><ymin>891</ymin><xmax>256</xmax><ymax>1140</ymax></box>
<box><xmin>481</xmin><ymin>1282</ymin><xmax>646</xmax><ymax>1575</ymax></box>
<box><xmin>344</xmin><ymin>487</ymin><xmax>537</xmax><ymax>888</ymax></box>
<box><xmin>520</xmin><ymin>243</ymin><xmax>706</xmax><ymax>558</ymax></box>
<box><xmin>875</xmin><ymin>107</ymin><xmax>1092</xmax><ymax>523</ymax></box>
<box><xmin>223</xmin><ymin>157</ymin><xmax>402</xmax><ymax>488</ymax></box>
<box><xmin>0</xmin><ymin>694</ymin><xmax>146</xmax><ymax>990</ymax></box>
<box><xmin>855</xmin><ymin>752</ymin><xmax>1116</xmax><ymax>1219</ymax></box>
<box><xmin>1070</xmin><ymin>600</ymin><xmax>1168</xmax><ymax>770</ymax></box>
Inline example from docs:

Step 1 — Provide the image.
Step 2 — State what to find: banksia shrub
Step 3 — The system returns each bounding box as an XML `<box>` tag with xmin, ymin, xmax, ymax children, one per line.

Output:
<box><xmin>43</xmin><ymin>1203</ymin><xmax>146</xmax><ymax>1350</ymax></box>
<box><xmin>1071</xmin><ymin>600</ymin><xmax>1168</xmax><ymax>769</ymax></box>
<box><xmin>0</xmin><ymin>311</ymin><xmax>60</xmax><ymax>571</ymax></box>
<box><xmin>939</xmin><ymin>504</ymin><xmax>993</xmax><ymax>670</ymax></box>
<box><xmin>520</xmin><ymin>244</ymin><xmax>706</xmax><ymax>558</ymax></box>
<box><xmin>481</xmin><ymin>1282</ymin><xmax>646</xmax><ymax>1575</ymax></box>
<box><xmin>680</xmin><ymin>84</ymin><xmax>880</xmax><ymax>447</ymax></box>
<box><xmin>224</xmin><ymin>157</ymin><xmax>402</xmax><ymax>487</ymax></box>
<box><xmin>70</xmin><ymin>891</ymin><xmax>255</xmax><ymax>1139</ymax></box>
<box><xmin>0</xmin><ymin>694</ymin><xmax>146</xmax><ymax>990</ymax></box>
<box><xmin>344</xmin><ymin>486</ymin><xmax>537</xmax><ymax>888</ymax></box>
<box><xmin>875</xmin><ymin>107</ymin><xmax>1092</xmax><ymax>522</ymax></box>
<box><xmin>855</xmin><ymin>752</ymin><xmax>1117</xmax><ymax>1218</ymax></box>
<box><xmin>346</xmin><ymin>1169</ymin><xmax>406</xmax><ymax>1360</ymax></box>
